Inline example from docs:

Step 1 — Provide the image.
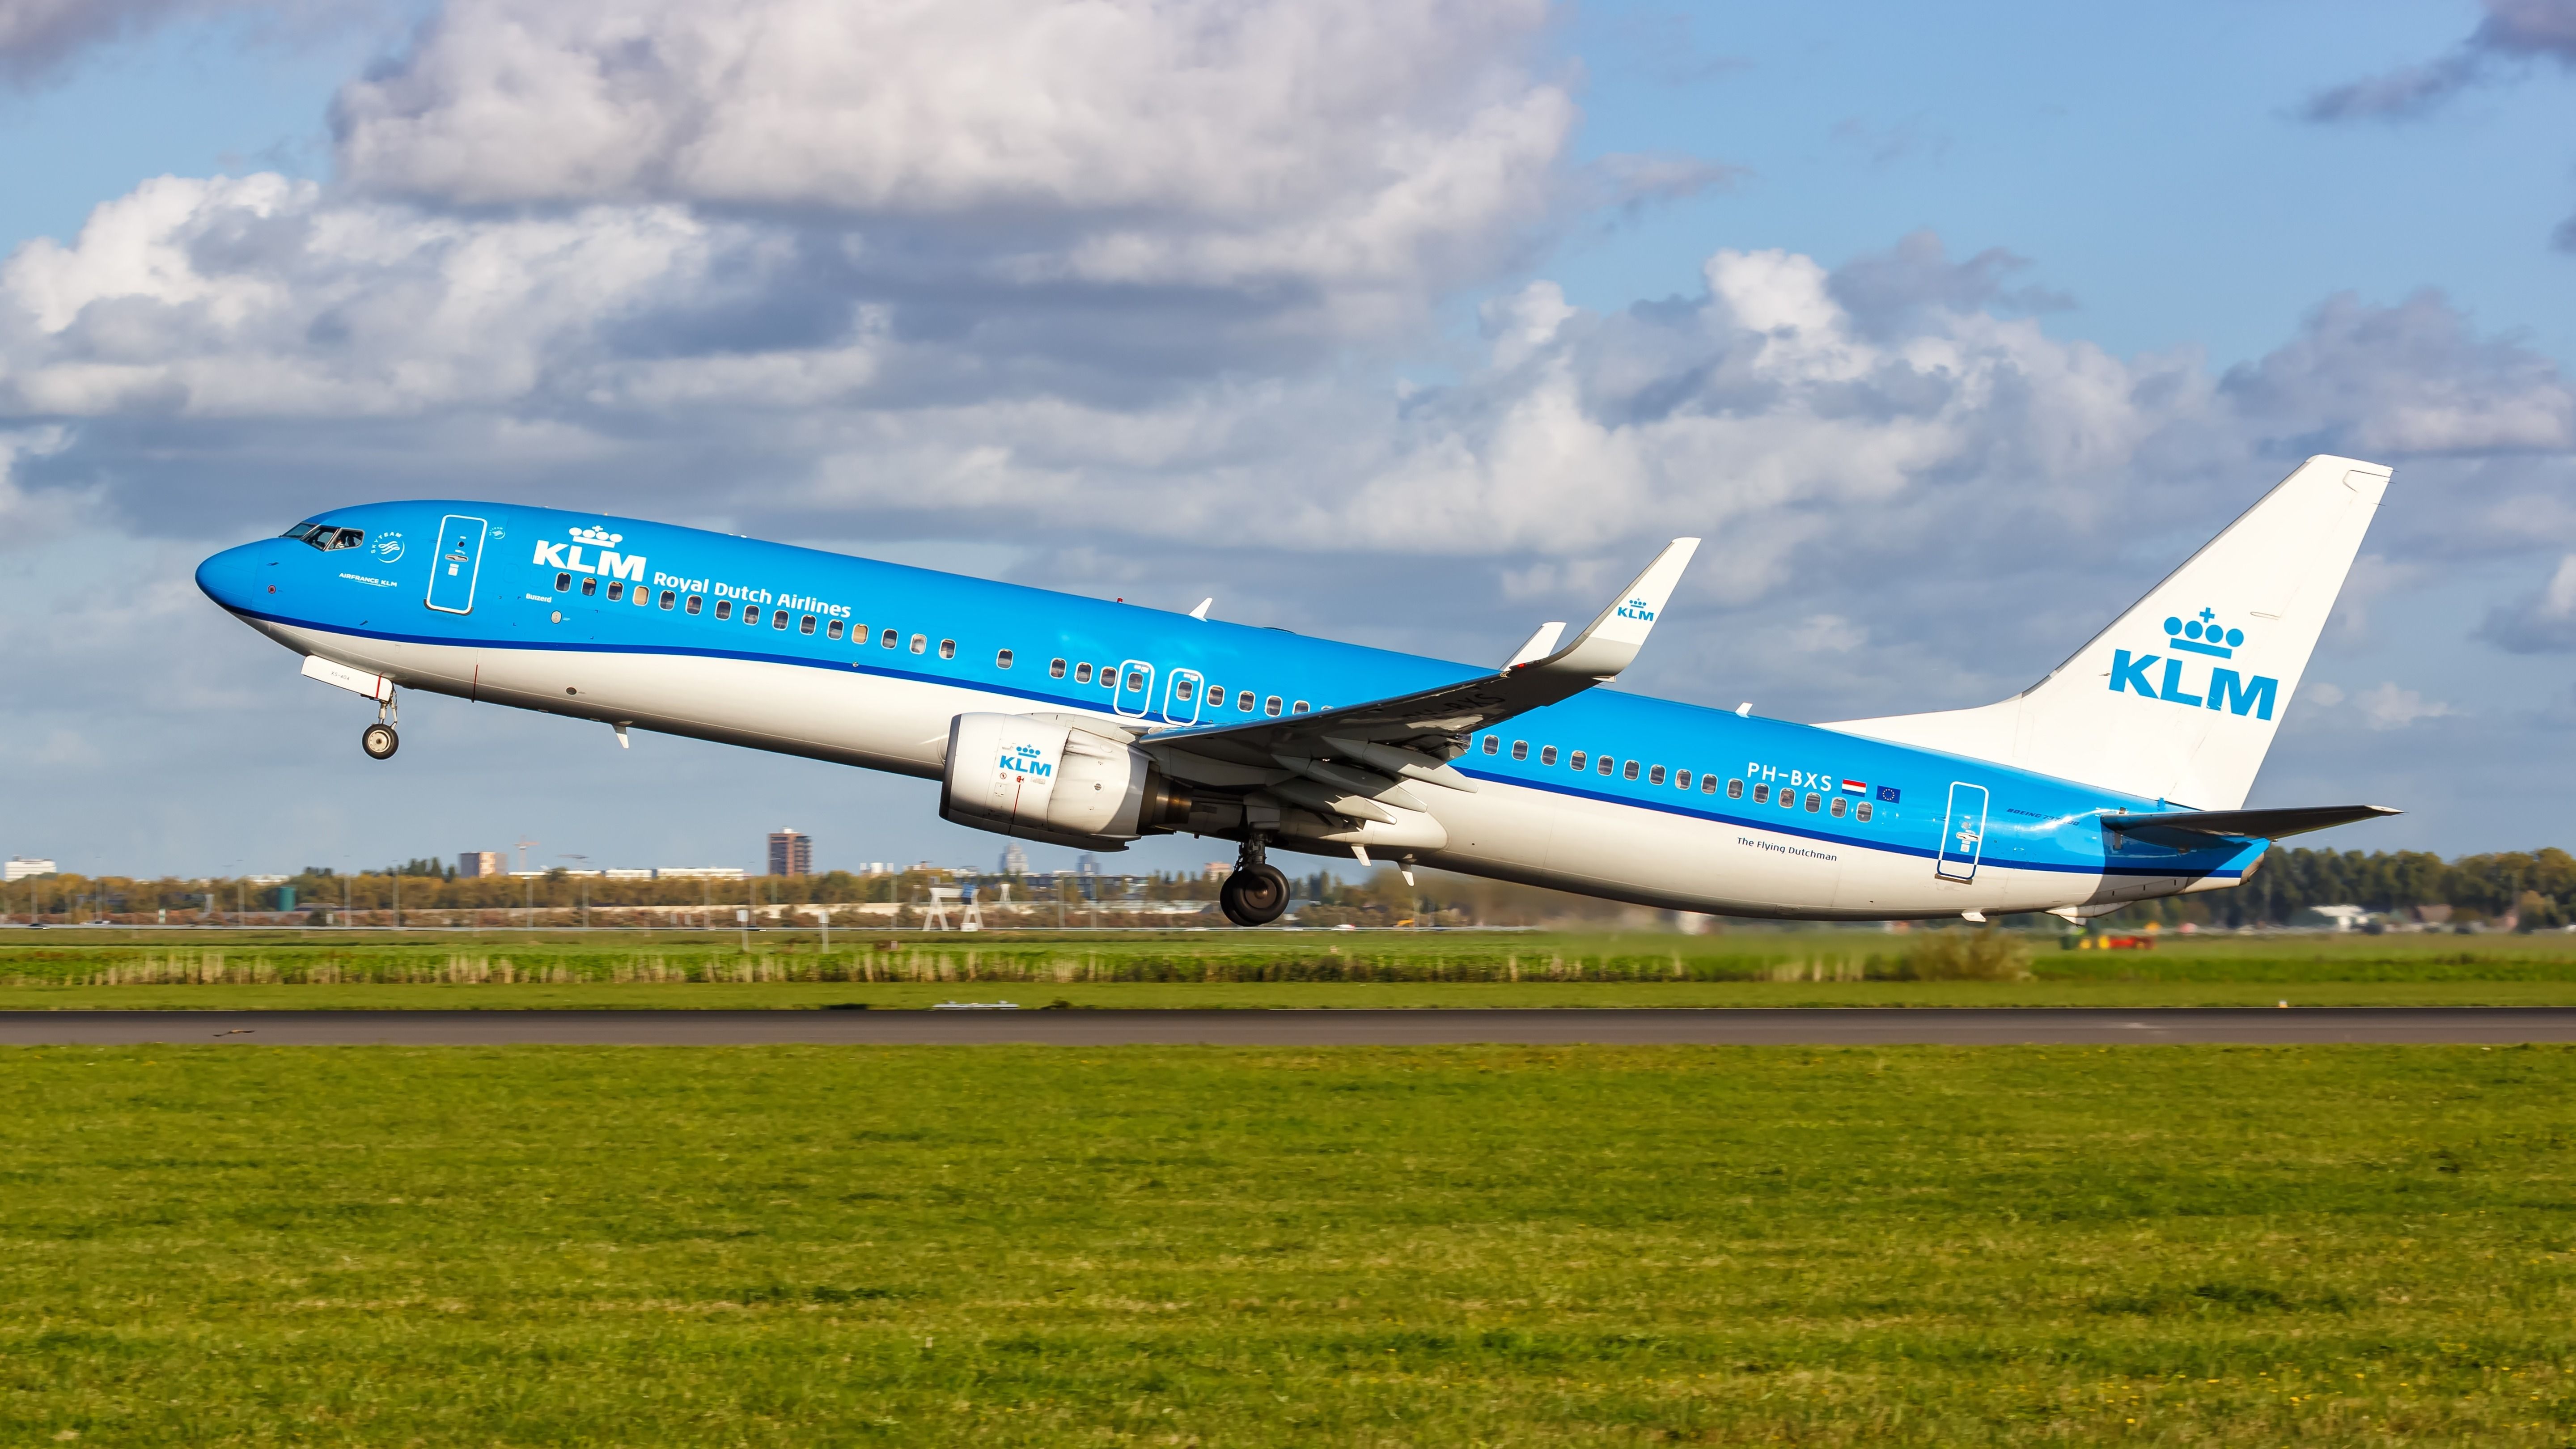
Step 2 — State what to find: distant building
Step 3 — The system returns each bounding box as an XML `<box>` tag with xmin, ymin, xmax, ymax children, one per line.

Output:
<box><xmin>4</xmin><ymin>857</ymin><xmax>56</xmax><ymax>881</ymax></box>
<box><xmin>1076</xmin><ymin>853</ymin><xmax>1102</xmax><ymax>877</ymax></box>
<box><xmin>1204</xmin><ymin>862</ymin><xmax>1233</xmax><ymax>881</ymax></box>
<box><xmin>658</xmin><ymin>866</ymin><xmax>747</xmax><ymax>880</ymax></box>
<box><xmin>458</xmin><ymin>851</ymin><xmax>503</xmax><ymax>878</ymax></box>
<box><xmin>601</xmin><ymin>869</ymin><xmax>656</xmax><ymax>881</ymax></box>
<box><xmin>999</xmin><ymin>843</ymin><xmax>1030</xmax><ymax>875</ymax></box>
<box><xmin>768</xmin><ymin>829</ymin><xmax>811</xmax><ymax>877</ymax></box>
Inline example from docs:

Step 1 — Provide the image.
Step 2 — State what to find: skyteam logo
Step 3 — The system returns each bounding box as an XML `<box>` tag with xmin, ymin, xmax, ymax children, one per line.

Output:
<box><xmin>531</xmin><ymin>524</ymin><xmax>646</xmax><ymax>582</ymax></box>
<box><xmin>368</xmin><ymin>532</ymin><xmax>404</xmax><ymax>564</ymax></box>
<box><xmin>1615</xmin><ymin>596</ymin><xmax>1656</xmax><ymax>623</ymax></box>
<box><xmin>2107</xmin><ymin>606</ymin><xmax>2276</xmax><ymax>719</ymax></box>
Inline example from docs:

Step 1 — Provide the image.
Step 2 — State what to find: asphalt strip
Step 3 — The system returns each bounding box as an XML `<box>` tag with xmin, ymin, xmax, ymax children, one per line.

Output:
<box><xmin>4</xmin><ymin>1008</ymin><xmax>2576</xmax><ymax>1046</ymax></box>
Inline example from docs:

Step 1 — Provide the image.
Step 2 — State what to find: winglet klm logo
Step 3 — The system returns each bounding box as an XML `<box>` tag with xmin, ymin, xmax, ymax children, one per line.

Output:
<box><xmin>532</xmin><ymin>524</ymin><xmax>646</xmax><ymax>581</ymax></box>
<box><xmin>2108</xmin><ymin>606</ymin><xmax>2276</xmax><ymax>719</ymax></box>
<box><xmin>1615</xmin><ymin>596</ymin><xmax>1656</xmax><ymax>623</ymax></box>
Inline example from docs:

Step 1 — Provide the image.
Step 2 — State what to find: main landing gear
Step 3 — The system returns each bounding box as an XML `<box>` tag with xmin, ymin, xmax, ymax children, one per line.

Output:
<box><xmin>361</xmin><ymin>688</ymin><xmax>400</xmax><ymax>760</ymax></box>
<box><xmin>1220</xmin><ymin>833</ymin><xmax>1290</xmax><ymax>927</ymax></box>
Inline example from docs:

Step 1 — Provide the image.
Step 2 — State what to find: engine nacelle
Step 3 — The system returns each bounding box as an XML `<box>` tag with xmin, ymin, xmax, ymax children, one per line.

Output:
<box><xmin>939</xmin><ymin>712</ymin><xmax>1192</xmax><ymax>848</ymax></box>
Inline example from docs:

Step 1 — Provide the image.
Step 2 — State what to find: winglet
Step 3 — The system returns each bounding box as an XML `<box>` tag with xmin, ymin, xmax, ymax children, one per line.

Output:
<box><xmin>1502</xmin><ymin>622</ymin><xmax>1565</xmax><ymax>669</ymax></box>
<box><xmin>1517</xmin><ymin>538</ymin><xmax>1699</xmax><ymax>681</ymax></box>
<box><xmin>1189</xmin><ymin>598</ymin><xmax>1212</xmax><ymax>621</ymax></box>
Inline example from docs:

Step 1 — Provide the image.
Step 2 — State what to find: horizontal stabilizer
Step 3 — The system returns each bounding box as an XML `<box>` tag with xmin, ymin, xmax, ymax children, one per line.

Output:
<box><xmin>2103</xmin><ymin>804</ymin><xmax>2398</xmax><ymax>841</ymax></box>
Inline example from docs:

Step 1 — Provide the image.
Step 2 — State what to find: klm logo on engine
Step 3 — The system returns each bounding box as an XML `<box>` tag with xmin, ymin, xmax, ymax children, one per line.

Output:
<box><xmin>2107</xmin><ymin>607</ymin><xmax>2276</xmax><ymax>719</ymax></box>
<box><xmin>1615</xmin><ymin>596</ymin><xmax>1656</xmax><ymax>622</ymax></box>
<box><xmin>1001</xmin><ymin>741</ymin><xmax>1054</xmax><ymax>780</ymax></box>
<box><xmin>531</xmin><ymin>524</ymin><xmax>646</xmax><ymax>582</ymax></box>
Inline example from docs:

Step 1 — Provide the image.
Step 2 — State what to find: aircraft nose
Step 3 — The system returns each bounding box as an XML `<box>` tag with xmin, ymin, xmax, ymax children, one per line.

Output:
<box><xmin>194</xmin><ymin>541</ymin><xmax>277</xmax><ymax>614</ymax></box>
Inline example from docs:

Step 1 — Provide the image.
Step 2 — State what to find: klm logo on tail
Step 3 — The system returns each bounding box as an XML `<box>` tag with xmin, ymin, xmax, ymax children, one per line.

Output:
<box><xmin>2108</xmin><ymin>607</ymin><xmax>2276</xmax><ymax>719</ymax></box>
<box><xmin>1615</xmin><ymin>597</ymin><xmax>1656</xmax><ymax>623</ymax></box>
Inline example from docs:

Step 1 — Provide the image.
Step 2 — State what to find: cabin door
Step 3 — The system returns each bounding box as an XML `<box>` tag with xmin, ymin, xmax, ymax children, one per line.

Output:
<box><xmin>1935</xmin><ymin>782</ymin><xmax>1989</xmax><ymax>882</ymax></box>
<box><xmin>424</xmin><ymin>514</ymin><xmax>489</xmax><ymax>615</ymax></box>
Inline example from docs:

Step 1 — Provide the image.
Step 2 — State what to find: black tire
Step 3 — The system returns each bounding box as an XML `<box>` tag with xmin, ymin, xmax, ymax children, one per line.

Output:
<box><xmin>1220</xmin><ymin>863</ymin><xmax>1290</xmax><ymax>927</ymax></box>
<box><xmin>361</xmin><ymin>723</ymin><xmax>399</xmax><ymax>760</ymax></box>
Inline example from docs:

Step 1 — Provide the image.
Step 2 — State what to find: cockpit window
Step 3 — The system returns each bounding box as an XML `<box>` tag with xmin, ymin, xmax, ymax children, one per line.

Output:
<box><xmin>286</xmin><ymin>523</ymin><xmax>364</xmax><ymax>552</ymax></box>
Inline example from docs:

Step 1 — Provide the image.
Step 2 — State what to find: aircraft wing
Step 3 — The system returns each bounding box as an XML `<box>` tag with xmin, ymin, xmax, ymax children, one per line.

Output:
<box><xmin>1143</xmin><ymin>538</ymin><xmax>1699</xmax><ymax>796</ymax></box>
<box><xmin>2102</xmin><ymin>803</ymin><xmax>2398</xmax><ymax>843</ymax></box>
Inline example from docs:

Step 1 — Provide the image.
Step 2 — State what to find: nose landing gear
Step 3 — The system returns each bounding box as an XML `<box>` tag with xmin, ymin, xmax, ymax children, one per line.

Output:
<box><xmin>1220</xmin><ymin>832</ymin><xmax>1290</xmax><ymax>927</ymax></box>
<box><xmin>361</xmin><ymin>688</ymin><xmax>400</xmax><ymax>760</ymax></box>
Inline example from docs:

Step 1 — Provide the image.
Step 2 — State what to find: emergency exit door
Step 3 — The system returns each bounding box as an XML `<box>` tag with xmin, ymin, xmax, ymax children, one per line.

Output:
<box><xmin>425</xmin><ymin>514</ymin><xmax>488</xmax><ymax>614</ymax></box>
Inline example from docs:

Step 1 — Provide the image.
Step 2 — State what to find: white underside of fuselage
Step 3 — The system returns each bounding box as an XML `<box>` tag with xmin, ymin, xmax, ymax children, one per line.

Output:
<box><xmin>272</xmin><ymin>622</ymin><xmax>2202</xmax><ymax>921</ymax></box>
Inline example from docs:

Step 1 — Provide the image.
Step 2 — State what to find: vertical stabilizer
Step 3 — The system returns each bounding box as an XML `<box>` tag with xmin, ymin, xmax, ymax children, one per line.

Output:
<box><xmin>1823</xmin><ymin>455</ymin><xmax>2391</xmax><ymax>809</ymax></box>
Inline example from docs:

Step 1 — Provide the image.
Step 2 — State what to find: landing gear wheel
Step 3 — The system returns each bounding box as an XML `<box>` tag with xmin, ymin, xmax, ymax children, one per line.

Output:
<box><xmin>1220</xmin><ymin>863</ymin><xmax>1290</xmax><ymax>927</ymax></box>
<box><xmin>361</xmin><ymin>723</ymin><xmax>399</xmax><ymax>760</ymax></box>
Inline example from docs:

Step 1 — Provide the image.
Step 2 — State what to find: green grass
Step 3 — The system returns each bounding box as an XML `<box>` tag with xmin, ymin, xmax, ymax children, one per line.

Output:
<box><xmin>2</xmin><ymin>1045</ymin><xmax>2573</xmax><ymax>1444</ymax></box>
<box><xmin>5</xmin><ymin>925</ymin><xmax>2576</xmax><ymax>996</ymax></box>
<box><xmin>12</xmin><ymin>978</ymin><xmax>2576</xmax><ymax>1010</ymax></box>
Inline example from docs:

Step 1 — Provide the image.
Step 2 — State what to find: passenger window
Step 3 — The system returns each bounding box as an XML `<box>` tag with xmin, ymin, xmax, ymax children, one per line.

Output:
<box><xmin>1648</xmin><ymin>764</ymin><xmax>1665</xmax><ymax>784</ymax></box>
<box><xmin>1597</xmin><ymin>756</ymin><xmax>1614</xmax><ymax>776</ymax></box>
<box><xmin>771</xmin><ymin>609</ymin><xmax>788</xmax><ymax>630</ymax></box>
<box><xmin>1780</xmin><ymin>788</ymin><xmax>1797</xmax><ymax>809</ymax></box>
<box><xmin>996</xmin><ymin>648</ymin><xmax>1013</xmax><ymax>669</ymax></box>
<box><xmin>1540</xmin><ymin>746</ymin><xmax>1558</xmax><ymax>766</ymax></box>
<box><xmin>1511</xmin><ymin>741</ymin><xmax>1529</xmax><ymax>761</ymax></box>
<box><xmin>826</xmin><ymin>619</ymin><xmax>843</xmax><ymax>639</ymax></box>
<box><xmin>1483</xmin><ymin>736</ymin><xmax>1500</xmax><ymax>755</ymax></box>
<box><xmin>1076</xmin><ymin>663</ymin><xmax>1093</xmax><ymax>683</ymax></box>
<box><xmin>686</xmin><ymin>595</ymin><xmax>703</xmax><ymax>615</ymax></box>
<box><xmin>1701</xmin><ymin>774</ymin><xmax>1717</xmax><ymax>794</ymax></box>
<box><xmin>1102</xmin><ymin>668</ymin><xmax>1117</xmax><ymax>690</ymax></box>
<box><xmin>1726</xmin><ymin>778</ymin><xmax>1742</xmax><ymax>798</ymax></box>
<box><xmin>1856</xmin><ymin>802</ymin><xmax>1873</xmax><ymax>822</ymax></box>
<box><xmin>1239</xmin><ymin>691</ymin><xmax>1256</xmax><ymax>710</ymax></box>
<box><xmin>660</xmin><ymin>590</ymin><xmax>676</xmax><ymax>610</ymax></box>
<box><xmin>607</xmin><ymin>581</ymin><xmax>624</xmax><ymax>601</ymax></box>
<box><xmin>940</xmin><ymin>639</ymin><xmax>957</xmax><ymax>659</ymax></box>
<box><xmin>581</xmin><ymin>577</ymin><xmax>597</xmax><ymax>597</ymax></box>
<box><xmin>911</xmin><ymin>634</ymin><xmax>927</xmax><ymax>654</ymax></box>
<box><xmin>800</xmin><ymin>615</ymin><xmax>816</xmax><ymax>635</ymax></box>
<box><xmin>1051</xmin><ymin>658</ymin><xmax>1068</xmax><ymax>678</ymax></box>
<box><xmin>1293</xmin><ymin>700</ymin><xmax>1309</xmax><ymax>713</ymax></box>
<box><xmin>1265</xmin><ymin>695</ymin><xmax>1282</xmax><ymax>716</ymax></box>
<box><xmin>1174</xmin><ymin>678</ymin><xmax>1191</xmax><ymax>700</ymax></box>
<box><xmin>1804</xmin><ymin>792</ymin><xmax>1820</xmax><ymax>812</ymax></box>
<box><xmin>744</xmin><ymin>605</ymin><xmax>759</xmax><ymax>624</ymax></box>
<box><xmin>1753</xmin><ymin>783</ymin><xmax>1769</xmax><ymax>803</ymax></box>
<box><xmin>1570</xmin><ymin>751</ymin><xmax>1586</xmax><ymax>771</ymax></box>
<box><xmin>715</xmin><ymin>600</ymin><xmax>733</xmax><ymax>620</ymax></box>
<box><xmin>1623</xmin><ymin>760</ymin><xmax>1640</xmax><ymax>780</ymax></box>
<box><xmin>881</xmin><ymin>628</ymin><xmax>898</xmax><ymax>649</ymax></box>
<box><xmin>555</xmin><ymin>572</ymin><xmax>571</xmax><ymax>591</ymax></box>
<box><xmin>1126</xmin><ymin>669</ymin><xmax>1145</xmax><ymax>690</ymax></box>
<box><xmin>1830</xmin><ymin>796</ymin><xmax>1847</xmax><ymax>818</ymax></box>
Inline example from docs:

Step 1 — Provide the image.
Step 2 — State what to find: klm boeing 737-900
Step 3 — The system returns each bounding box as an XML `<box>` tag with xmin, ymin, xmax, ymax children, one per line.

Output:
<box><xmin>195</xmin><ymin>456</ymin><xmax>2398</xmax><ymax>926</ymax></box>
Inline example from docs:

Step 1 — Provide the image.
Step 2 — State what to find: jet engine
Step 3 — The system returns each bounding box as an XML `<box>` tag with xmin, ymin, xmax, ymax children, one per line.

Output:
<box><xmin>939</xmin><ymin>712</ymin><xmax>1192</xmax><ymax>849</ymax></box>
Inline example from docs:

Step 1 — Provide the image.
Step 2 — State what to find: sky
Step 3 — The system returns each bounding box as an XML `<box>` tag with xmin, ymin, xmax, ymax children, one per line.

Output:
<box><xmin>2</xmin><ymin>0</ymin><xmax>2573</xmax><ymax>880</ymax></box>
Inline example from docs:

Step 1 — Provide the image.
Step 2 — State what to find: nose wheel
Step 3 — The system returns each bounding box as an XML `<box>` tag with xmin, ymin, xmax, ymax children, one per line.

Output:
<box><xmin>362</xmin><ymin>723</ymin><xmax>399</xmax><ymax>759</ymax></box>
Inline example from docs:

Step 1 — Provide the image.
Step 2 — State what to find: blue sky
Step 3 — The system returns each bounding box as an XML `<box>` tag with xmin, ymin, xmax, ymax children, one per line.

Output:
<box><xmin>1</xmin><ymin>0</ymin><xmax>2571</xmax><ymax>880</ymax></box>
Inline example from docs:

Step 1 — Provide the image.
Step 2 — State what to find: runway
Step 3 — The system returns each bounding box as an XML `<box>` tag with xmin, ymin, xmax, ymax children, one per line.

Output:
<box><xmin>4</xmin><ymin>1007</ymin><xmax>2576</xmax><ymax>1046</ymax></box>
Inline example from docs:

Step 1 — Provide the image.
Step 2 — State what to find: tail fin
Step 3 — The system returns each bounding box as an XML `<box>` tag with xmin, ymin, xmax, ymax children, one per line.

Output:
<box><xmin>1824</xmin><ymin>455</ymin><xmax>2391</xmax><ymax>809</ymax></box>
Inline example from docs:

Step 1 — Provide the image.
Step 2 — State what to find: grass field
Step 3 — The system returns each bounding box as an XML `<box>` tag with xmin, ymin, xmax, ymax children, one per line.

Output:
<box><xmin>3</xmin><ymin>1044</ymin><xmax>2572</xmax><ymax>1444</ymax></box>
<box><xmin>6</xmin><ymin>927</ymin><xmax>2576</xmax><ymax>1008</ymax></box>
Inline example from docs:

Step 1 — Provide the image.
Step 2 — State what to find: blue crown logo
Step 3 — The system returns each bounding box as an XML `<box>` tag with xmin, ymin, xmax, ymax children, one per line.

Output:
<box><xmin>2162</xmin><ymin>607</ymin><xmax>2244</xmax><ymax>659</ymax></box>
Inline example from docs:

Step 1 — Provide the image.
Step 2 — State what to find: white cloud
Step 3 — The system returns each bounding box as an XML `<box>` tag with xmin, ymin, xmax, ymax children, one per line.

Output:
<box><xmin>2352</xmin><ymin>682</ymin><xmax>2458</xmax><ymax>731</ymax></box>
<box><xmin>2479</xmin><ymin>552</ymin><xmax>2576</xmax><ymax>652</ymax></box>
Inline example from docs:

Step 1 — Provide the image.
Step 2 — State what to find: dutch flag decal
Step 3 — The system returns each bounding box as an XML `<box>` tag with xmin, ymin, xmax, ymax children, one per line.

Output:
<box><xmin>1840</xmin><ymin>779</ymin><xmax>1868</xmax><ymax>794</ymax></box>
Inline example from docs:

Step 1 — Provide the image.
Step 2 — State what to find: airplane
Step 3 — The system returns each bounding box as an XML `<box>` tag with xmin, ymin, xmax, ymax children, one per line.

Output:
<box><xmin>194</xmin><ymin>454</ymin><xmax>2397</xmax><ymax>927</ymax></box>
